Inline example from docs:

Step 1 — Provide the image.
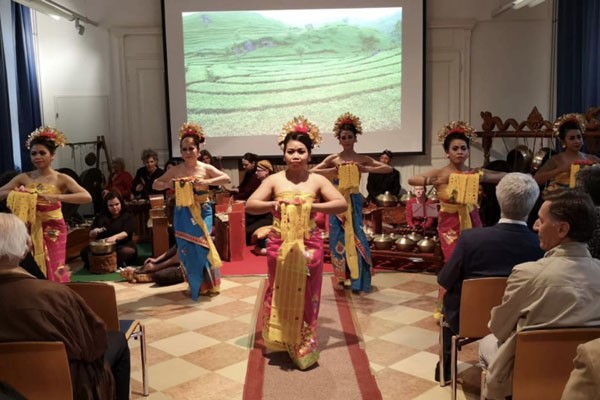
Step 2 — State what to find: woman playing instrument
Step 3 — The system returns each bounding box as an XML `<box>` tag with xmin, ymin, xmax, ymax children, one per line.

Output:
<box><xmin>534</xmin><ymin>113</ymin><xmax>599</xmax><ymax>191</ymax></box>
<box><xmin>311</xmin><ymin>112</ymin><xmax>392</xmax><ymax>293</ymax></box>
<box><xmin>0</xmin><ymin>127</ymin><xmax>92</xmax><ymax>282</ymax></box>
<box><xmin>152</xmin><ymin>122</ymin><xmax>231</xmax><ymax>300</ymax></box>
<box><xmin>80</xmin><ymin>191</ymin><xmax>137</xmax><ymax>269</ymax></box>
<box><xmin>246</xmin><ymin>116</ymin><xmax>346</xmax><ymax>370</ymax></box>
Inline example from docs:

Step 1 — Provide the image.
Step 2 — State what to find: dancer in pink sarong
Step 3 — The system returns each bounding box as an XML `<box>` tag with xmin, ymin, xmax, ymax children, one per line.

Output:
<box><xmin>0</xmin><ymin>126</ymin><xmax>92</xmax><ymax>282</ymax></box>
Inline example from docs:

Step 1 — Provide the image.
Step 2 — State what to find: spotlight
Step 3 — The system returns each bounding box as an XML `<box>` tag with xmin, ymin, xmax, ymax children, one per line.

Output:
<box><xmin>75</xmin><ymin>18</ymin><xmax>85</xmax><ymax>35</ymax></box>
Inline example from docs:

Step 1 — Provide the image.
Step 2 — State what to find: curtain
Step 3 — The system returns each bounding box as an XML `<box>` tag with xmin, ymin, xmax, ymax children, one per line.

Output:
<box><xmin>13</xmin><ymin>3</ymin><xmax>41</xmax><ymax>172</ymax></box>
<box><xmin>556</xmin><ymin>0</ymin><xmax>600</xmax><ymax>116</ymax></box>
<box><xmin>0</xmin><ymin>19</ymin><xmax>15</xmax><ymax>173</ymax></box>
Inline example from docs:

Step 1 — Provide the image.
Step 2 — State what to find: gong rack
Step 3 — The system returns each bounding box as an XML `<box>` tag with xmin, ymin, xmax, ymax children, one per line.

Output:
<box><xmin>475</xmin><ymin>106</ymin><xmax>600</xmax><ymax>166</ymax></box>
<box><xmin>66</xmin><ymin>135</ymin><xmax>113</xmax><ymax>175</ymax></box>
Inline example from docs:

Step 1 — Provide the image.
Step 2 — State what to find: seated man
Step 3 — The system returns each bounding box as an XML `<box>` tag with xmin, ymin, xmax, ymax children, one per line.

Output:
<box><xmin>0</xmin><ymin>214</ymin><xmax>130</xmax><ymax>400</ymax></box>
<box><xmin>436</xmin><ymin>173</ymin><xmax>544</xmax><ymax>382</ymax></box>
<box><xmin>479</xmin><ymin>190</ymin><xmax>600</xmax><ymax>400</ymax></box>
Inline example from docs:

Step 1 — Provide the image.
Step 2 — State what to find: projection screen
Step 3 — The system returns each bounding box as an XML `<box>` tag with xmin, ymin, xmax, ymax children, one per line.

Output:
<box><xmin>162</xmin><ymin>0</ymin><xmax>424</xmax><ymax>157</ymax></box>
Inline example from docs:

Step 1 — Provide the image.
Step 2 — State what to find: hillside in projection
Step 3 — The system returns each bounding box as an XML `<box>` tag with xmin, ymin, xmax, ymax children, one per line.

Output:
<box><xmin>182</xmin><ymin>9</ymin><xmax>402</xmax><ymax>137</ymax></box>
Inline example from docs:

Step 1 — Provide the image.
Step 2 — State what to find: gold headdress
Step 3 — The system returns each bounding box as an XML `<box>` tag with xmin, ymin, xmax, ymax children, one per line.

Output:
<box><xmin>277</xmin><ymin>115</ymin><xmax>322</xmax><ymax>147</ymax></box>
<box><xmin>178</xmin><ymin>122</ymin><xmax>205</xmax><ymax>141</ymax></box>
<box><xmin>553</xmin><ymin>113</ymin><xmax>586</xmax><ymax>138</ymax></box>
<box><xmin>25</xmin><ymin>126</ymin><xmax>66</xmax><ymax>149</ymax></box>
<box><xmin>437</xmin><ymin>121</ymin><xmax>476</xmax><ymax>142</ymax></box>
<box><xmin>333</xmin><ymin>112</ymin><xmax>363</xmax><ymax>138</ymax></box>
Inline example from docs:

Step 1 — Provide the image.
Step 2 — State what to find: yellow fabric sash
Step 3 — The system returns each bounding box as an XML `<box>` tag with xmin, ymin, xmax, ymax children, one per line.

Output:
<box><xmin>268</xmin><ymin>200</ymin><xmax>312</xmax><ymax>346</ymax></box>
<box><xmin>446</xmin><ymin>173</ymin><xmax>480</xmax><ymax>205</ymax></box>
<box><xmin>439</xmin><ymin>202</ymin><xmax>476</xmax><ymax>231</ymax></box>
<box><xmin>570</xmin><ymin>164</ymin><xmax>580</xmax><ymax>188</ymax></box>
<box><xmin>337</xmin><ymin>164</ymin><xmax>360</xmax><ymax>279</ymax></box>
<box><xmin>175</xmin><ymin>181</ymin><xmax>221</xmax><ymax>269</ymax></box>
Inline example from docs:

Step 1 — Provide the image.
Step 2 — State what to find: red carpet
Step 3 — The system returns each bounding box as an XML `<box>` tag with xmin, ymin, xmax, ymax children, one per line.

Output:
<box><xmin>220</xmin><ymin>246</ymin><xmax>334</xmax><ymax>276</ymax></box>
<box><xmin>243</xmin><ymin>276</ymin><xmax>382</xmax><ymax>400</ymax></box>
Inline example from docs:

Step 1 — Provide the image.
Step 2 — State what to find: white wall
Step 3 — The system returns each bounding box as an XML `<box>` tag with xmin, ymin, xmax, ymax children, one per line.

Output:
<box><xmin>29</xmin><ymin>0</ymin><xmax>554</xmax><ymax>191</ymax></box>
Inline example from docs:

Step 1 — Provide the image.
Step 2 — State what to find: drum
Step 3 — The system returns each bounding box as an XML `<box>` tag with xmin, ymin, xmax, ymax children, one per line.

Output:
<box><xmin>89</xmin><ymin>252</ymin><xmax>117</xmax><ymax>273</ymax></box>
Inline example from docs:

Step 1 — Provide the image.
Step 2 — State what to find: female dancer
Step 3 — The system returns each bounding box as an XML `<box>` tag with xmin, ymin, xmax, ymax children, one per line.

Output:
<box><xmin>246</xmin><ymin>116</ymin><xmax>346</xmax><ymax>370</ymax></box>
<box><xmin>408</xmin><ymin>121</ymin><xmax>503</xmax><ymax>318</ymax></box>
<box><xmin>152</xmin><ymin>122</ymin><xmax>231</xmax><ymax>300</ymax></box>
<box><xmin>311</xmin><ymin>112</ymin><xmax>392</xmax><ymax>293</ymax></box>
<box><xmin>534</xmin><ymin>113</ymin><xmax>599</xmax><ymax>191</ymax></box>
<box><xmin>0</xmin><ymin>126</ymin><xmax>92</xmax><ymax>282</ymax></box>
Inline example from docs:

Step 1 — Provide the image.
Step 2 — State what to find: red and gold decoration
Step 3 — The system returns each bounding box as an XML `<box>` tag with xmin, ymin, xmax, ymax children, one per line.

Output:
<box><xmin>333</xmin><ymin>112</ymin><xmax>363</xmax><ymax>138</ymax></box>
<box><xmin>437</xmin><ymin>120</ymin><xmax>476</xmax><ymax>142</ymax></box>
<box><xmin>178</xmin><ymin>122</ymin><xmax>205</xmax><ymax>141</ymax></box>
<box><xmin>278</xmin><ymin>115</ymin><xmax>322</xmax><ymax>146</ymax></box>
<box><xmin>25</xmin><ymin>126</ymin><xmax>66</xmax><ymax>149</ymax></box>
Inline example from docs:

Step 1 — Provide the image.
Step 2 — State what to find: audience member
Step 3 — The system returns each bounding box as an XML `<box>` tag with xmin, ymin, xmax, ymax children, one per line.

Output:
<box><xmin>561</xmin><ymin>337</ymin><xmax>600</xmax><ymax>400</ymax></box>
<box><xmin>0</xmin><ymin>213</ymin><xmax>130</xmax><ymax>400</ymax></box>
<box><xmin>132</xmin><ymin>149</ymin><xmax>165</xmax><ymax>199</ymax></box>
<box><xmin>366</xmin><ymin>149</ymin><xmax>401</xmax><ymax>202</ymax></box>
<box><xmin>246</xmin><ymin>160</ymin><xmax>274</xmax><ymax>252</ymax></box>
<box><xmin>479</xmin><ymin>189</ymin><xmax>600</xmax><ymax>400</ymax></box>
<box><xmin>575</xmin><ymin>164</ymin><xmax>600</xmax><ymax>258</ymax></box>
<box><xmin>103</xmin><ymin>157</ymin><xmax>133</xmax><ymax>200</ymax></box>
<box><xmin>435</xmin><ymin>173</ymin><xmax>544</xmax><ymax>383</ymax></box>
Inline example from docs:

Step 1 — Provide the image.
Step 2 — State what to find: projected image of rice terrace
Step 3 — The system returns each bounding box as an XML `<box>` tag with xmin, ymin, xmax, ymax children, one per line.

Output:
<box><xmin>182</xmin><ymin>9</ymin><xmax>402</xmax><ymax>137</ymax></box>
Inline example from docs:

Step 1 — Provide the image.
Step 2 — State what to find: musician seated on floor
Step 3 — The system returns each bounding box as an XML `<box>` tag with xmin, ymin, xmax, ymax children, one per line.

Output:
<box><xmin>120</xmin><ymin>245</ymin><xmax>185</xmax><ymax>286</ymax></box>
<box><xmin>80</xmin><ymin>191</ymin><xmax>137</xmax><ymax>269</ymax></box>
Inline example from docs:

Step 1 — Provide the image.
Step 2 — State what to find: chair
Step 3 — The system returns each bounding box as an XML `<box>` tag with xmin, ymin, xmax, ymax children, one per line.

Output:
<box><xmin>0</xmin><ymin>341</ymin><xmax>73</xmax><ymax>400</ymax></box>
<box><xmin>511</xmin><ymin>326</ymin><xmax>600</xmax><ymax>400</ymax></box>
<box><xmin>439</xmin><ymin>277</ymin><xmax>508</xmax><ymax>400</ymax></box>
<box><xmin>66</xmin><ymin>282</ymin><xmax>149</xmax><ymax>396</ymax></box>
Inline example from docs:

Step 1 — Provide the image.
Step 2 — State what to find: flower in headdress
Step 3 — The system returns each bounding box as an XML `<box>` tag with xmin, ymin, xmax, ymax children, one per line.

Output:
<box><xmin>553</xmin><ymin>113</ymin><xmax>586</xmax><ymax>138</ymax></box>
<box><xmin>277</xmin><ymin>115</ymin><xmax>322</xmax><ymax>147</ymax></box>
<box><xmin>178</xmin><ymin>122</ymin><xmax>205</xmax><ymax>141</ymax></box>
<box><xmin>25</xmin><ymin>126</ymin><xmax>67</xmax><ymax>149</ymax></box>
<box><xmin>437</xmin><ymin>121</ymin><xmax>476</xmax><ymax>142</ymax></box>
<box><xmin>333</xmin><ymin>112</ymin><xmax>363</xmax><ymax>138</ymax></box>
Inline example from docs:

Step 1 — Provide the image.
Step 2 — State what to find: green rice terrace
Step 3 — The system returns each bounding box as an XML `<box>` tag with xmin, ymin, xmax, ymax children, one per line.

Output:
<box><xmin>182</xmin><ymin>11</ymin><xmax>402</xmax><ymax>136</ymax></box>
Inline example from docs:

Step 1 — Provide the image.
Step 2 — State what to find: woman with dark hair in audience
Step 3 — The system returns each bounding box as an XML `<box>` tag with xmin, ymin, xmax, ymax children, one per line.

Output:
<box><xmin>366</xmin><ymin>149</ymin><xmax>401</xmax><ymax>202</ymax></box>
<box><xmin>103</xmin><ymin>157</ymin><xmax>133</xmax><ymax>200</ymax></box>
<box><xmin>311</xmin><ymin>112</ymin><xmax>392</xmax><ymax>293</ymax></box>
<box><xmin>80</xmin><ymin>191</ymin><xmax>137</xmax><ymax>269</ymax></box>
<box><xmin>246</xmin><ymin>160</ymin><xmax>274</xmax><ymax>254</ymax></box>
<box><xmin>132</xmin><ymin>149</ymin><xmax>165</xmax><ymax>199</ymax></box>
<box><xmin>246</xmin><ymin>115</ymin><xmax>346</xmax><ymax>370</ymax></box>
<box><xmin>534</xmin><ymin>113</ymin><xmax>600</xmax><ymax>191</ymax></box>
<box><xmin>0</xmin><ymin>127</ymin><xmax>92</xmax><ymax>282</ymax></box>
<box><xmin>152</xmin><ymin>122</ymin><xmax>231</xmax><ymax>300</ymax></box>
<box><xmin>232</xmin><ymin>152</ymin><xmax>261</xmax><ymax>201</ymax></box>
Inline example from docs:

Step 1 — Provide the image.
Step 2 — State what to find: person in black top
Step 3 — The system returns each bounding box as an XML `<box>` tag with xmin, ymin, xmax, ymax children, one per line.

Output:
<box><xmin>366</xmin><ymin>149</ymin><xmax>401</xmax><ymax>202</ymax></box>
<box><xmin>80</xmin><ymin>191</ymin><xmax>137</xmax><ymax>268</ymax></box>
<box><xmin>131</xmin><ymin>149</ymin><xmax>165</xmax><ymax>199</ymax></box>
<box><xmin>232</xmin><ymin>152</ymin><xmax>261</xmax><ymax>201</ymax></box>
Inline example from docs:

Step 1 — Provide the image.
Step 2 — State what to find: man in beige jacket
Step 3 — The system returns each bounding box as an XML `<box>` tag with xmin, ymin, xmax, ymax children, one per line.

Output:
<box><xmin>479</xmin><ymin>190</ymin><xmax>600</xmax><ymax>399</ymax></box>
<box><xmin>562</xmin><ymin>338</ymin><xmax>600</xmax><ymax>400</ymax></box>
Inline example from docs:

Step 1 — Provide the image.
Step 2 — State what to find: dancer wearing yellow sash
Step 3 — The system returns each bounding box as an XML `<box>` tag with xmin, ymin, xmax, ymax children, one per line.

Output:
<box><xmin>246</xmin><ymin>116</ymin><xmax>346</xmax><ymax>370</ymax></box>
<box><xmin>153</xmin><ymin>122</ymin><xmax>231</xmax><ymax>301</ymax></box>
<box><xmin>312</xmin><ymin>112</ymin><xmax>392</xmax><ymax>293</ymax></box>
<box><xmin>534</xmin><ymin>113</ymin><xmax>599</xmax><ymax>191</ymax></box>
<box><xmin>0</xmin><ymin>127</ymin><xmax>92</xmax><ymax>282</ymax></box>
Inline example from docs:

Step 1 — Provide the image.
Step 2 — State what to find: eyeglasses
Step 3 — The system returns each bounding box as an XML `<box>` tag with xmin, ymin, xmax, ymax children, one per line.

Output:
<box><xmin>181</xmin><ymin>147</ymin><xmax>197</xmax><ymax>153</ymax></box>
<box><xmin>30</xmin><ymin>150</ymin><xmax>48</xmax><ymax>156</ymax></box>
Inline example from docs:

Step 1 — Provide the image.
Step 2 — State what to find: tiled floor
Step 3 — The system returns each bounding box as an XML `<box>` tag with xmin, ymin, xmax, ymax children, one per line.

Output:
<box><xmin>108</xmin><ymin>272</ymin><xmax>481</xmax><ymax>400</ymax></box>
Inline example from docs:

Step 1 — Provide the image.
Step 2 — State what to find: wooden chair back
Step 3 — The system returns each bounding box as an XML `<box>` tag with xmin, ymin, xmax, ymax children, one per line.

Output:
<box><xmin>458</xmin><ymin>277</ymin><xmax>508</xmax><ymax>338</ymax></box>
<box><xmin>0</xmin><ymin>341</ymin><xmax>73</xmax><ymax>400</ymax></box>
<box><xmin>66</xmin><ymin>282</ymin><xmax>120</xmax><ymax>331</ymax></box>
<box><xmin>512</xmin><ymin>326</ymin><xmax>600</xmax><ymax>400</ymax></box>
